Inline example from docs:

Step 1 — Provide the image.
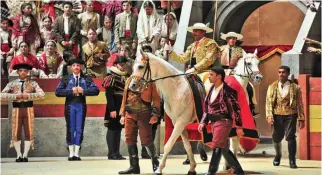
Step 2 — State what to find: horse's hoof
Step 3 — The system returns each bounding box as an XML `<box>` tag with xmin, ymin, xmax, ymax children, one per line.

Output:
<box><xmin>187</xmin><ymin>171</ymin><xmax>197</xmax><ymax>175</ymax></box>
<box><xmin>153</xmin><ymin>172</ymin><xmax>162</xmax><ymax>175</ymax></box>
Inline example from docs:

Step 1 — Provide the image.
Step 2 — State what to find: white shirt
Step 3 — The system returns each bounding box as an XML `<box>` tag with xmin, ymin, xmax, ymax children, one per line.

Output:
<box><xmin>210</xmin><ymin>83</ymin><xmax>224</xmax><ymax>103</ymax></box>
<box><xmin>125</xmin><ymin>12</ymin><xmax>131</xmax><ymax>30</ymax></box>
<box><xmin>0</xmin><ymin>28</ymin><xmax>10</xmax><ymax>43</ymax></box>
<box><xmin>63</xmin><ymin>14</ymin><xmax>70</xmax><ymax>35</ymax></box>
<box><xmin>73</xmin><ymin>73</ymin><xmax>80</xmax><ymax>87</ymax></box>
<box><xmin>278</xmin><ymin>81</ymin><xmax>290</xmax><ymax>98</ymax></box>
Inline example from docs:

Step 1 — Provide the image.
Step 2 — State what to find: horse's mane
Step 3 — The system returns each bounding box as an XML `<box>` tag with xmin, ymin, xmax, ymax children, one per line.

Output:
<box><xmin>145</xmin><ymin>53</ymin><xmax>182</xmax><ymax>74</ymax></box>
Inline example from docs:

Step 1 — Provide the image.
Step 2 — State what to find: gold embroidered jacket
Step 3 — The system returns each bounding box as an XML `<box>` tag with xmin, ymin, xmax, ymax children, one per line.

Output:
<box><xmin>170</xmin><ymin>37</ymin><xmax>219</xmax><ymax>73</ymax></box>
<box><xmin>1</xmin><ymin>79</ymin><xmax>45</xmax><ymax>102</ymax></box>
<box><xmin>266</xmin><ymin>80</ymin><xmax>304</xmax><ymax>120</ymax></box>
<box><xmin>309</xmin><ymin>39</ymin><xmax>321</xmax><ymax>54</ymax></box>
<box><xmin>219</xmin><ymin>45</ymin><xmax>243</xmax><ymax>68</ymax></box>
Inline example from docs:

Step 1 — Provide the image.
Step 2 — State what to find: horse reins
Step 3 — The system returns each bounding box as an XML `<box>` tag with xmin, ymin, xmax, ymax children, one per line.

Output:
<box><xmin>141</xmin><ymin>59</ymin><xmax>192</xmax><ymax>84</ymax></box>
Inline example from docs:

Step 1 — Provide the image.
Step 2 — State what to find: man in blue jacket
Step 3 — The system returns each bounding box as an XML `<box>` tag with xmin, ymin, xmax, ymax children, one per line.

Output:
<box><xmin>55</xmin><ymin>59</ymin><xmax>99</xmax><ymax>161</ymax></box>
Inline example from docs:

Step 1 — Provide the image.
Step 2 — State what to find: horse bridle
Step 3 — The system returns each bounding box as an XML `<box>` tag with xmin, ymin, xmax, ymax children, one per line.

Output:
<box><xmin>234</xmin><ymin>57</ymin><xmax>256</xmax><ymax>78</ymax></box>
<box><xmin>136</xmin><ymin>58</ymin><xmax>191</xmax><ymax>84</ymax></box>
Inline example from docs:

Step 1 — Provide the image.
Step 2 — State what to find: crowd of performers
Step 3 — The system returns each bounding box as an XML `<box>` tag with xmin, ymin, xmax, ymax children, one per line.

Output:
<box><xmin>0</xmin><ymin>0</ymin><xmax>321</xmax><ymax>175</ymax></box>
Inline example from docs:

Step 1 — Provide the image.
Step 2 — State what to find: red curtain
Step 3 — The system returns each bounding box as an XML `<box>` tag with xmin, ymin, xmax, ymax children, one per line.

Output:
<box><xmin>242</xmin><ymin>45</ymin><xmax>293</xmax><ymax>60</ymax></box>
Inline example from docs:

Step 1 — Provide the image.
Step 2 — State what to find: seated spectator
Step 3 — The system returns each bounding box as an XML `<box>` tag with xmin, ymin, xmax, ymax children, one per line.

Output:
<box><xmin>99</xmin><ymin>16</ymin><xmax>117</xmax><ymax>54</ymax></box>
<box><xmin>83</xmin><ymin>28</ymin><xmax>110</xmax><ymax>78</ymax></box>
<box><xmin>160</xmin><ymin>12</ymin><xmax>178</xmax><ymax>46</ymax></box>
<box><xmin>9</xmin><ymin>41</ymin><xmax>41</xmax><ymax>77</ymax></box>
<box><xmin>38</xmin><ymin>40</ymin><xmax>64</xmax><ymax>78</ymax></box>
<box><xmin>40</xmin><ymin>16</ymin><xmax>55</xmax><ymax>47</ymax></box>
<box><xmin>155</xmin><ymin>37</ymin><xmax>167</xmax><ymax>59</ymax></box>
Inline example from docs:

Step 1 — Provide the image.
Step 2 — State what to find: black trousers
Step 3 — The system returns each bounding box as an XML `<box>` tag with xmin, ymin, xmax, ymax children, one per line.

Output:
<box><xmin>272</xmin><ymin>114</ymin><xmax>297</xmax><ymax>143</ymax></box>
<box><xmin>106</xmin><ymin>129</ymin><xmax>121</xmax><ymax>157</ymax></box>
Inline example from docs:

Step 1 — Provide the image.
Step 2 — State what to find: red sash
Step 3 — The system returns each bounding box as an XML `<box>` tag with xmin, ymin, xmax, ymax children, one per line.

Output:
<box><xmin>125</xmin><ymin>30</ymin><xmax>131</xmax><ymax>37</ymax></box>
<box><xmin>1</xmin><ymin>44</ymin><xmax>10</xmax><ymax>52</ymax></box>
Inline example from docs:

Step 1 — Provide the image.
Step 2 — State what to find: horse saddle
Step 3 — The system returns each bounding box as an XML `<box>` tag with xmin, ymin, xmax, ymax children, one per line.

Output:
<box><xmin>186</xmin><ymin>74</ymin><xmax>213</xmax><ymax>143</ymax></box>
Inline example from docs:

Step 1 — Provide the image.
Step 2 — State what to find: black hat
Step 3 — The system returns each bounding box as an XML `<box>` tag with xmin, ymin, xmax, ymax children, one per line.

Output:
<box><xmin>142</xmin><ymin>45</ymin><xmax>153</xmax><ymax>53</ymax></box>
<box><xmin>12</xmin><ymin>63</ymin><xmax>33</xmax><ymax>70</ymax></box>
<box><xmin>68</xmin><ymin>59</ymin><xmax>85</xmax><ymax>66</ymax></box>
<box><xmin>114</xmin><ymin>55</ymin><xmax>128</xmax><ymax>64</ymax></box>
<box><xmin>62</xmin><ymin>1</ymin><xmax>74</xmax><ymax>8</ymax></box>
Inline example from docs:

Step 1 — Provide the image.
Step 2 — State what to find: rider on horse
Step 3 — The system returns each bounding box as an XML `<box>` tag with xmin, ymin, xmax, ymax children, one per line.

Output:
<box><xmin>164</xmin><ymin>22</ymin><xmax>220</xmax><ymax>164</ymax></box>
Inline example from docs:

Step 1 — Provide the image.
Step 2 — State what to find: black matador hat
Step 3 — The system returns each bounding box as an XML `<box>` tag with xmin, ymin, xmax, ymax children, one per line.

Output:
<box><xmin>12</xmin><ymin>63</ymin><xmax>33</xmax><ymax>70</ymax></box>
<box><xmin>68</xmin><ymin>59</ymin><xmax>85</xmax><ymax>66</ymax></box>
<box><xmin>114</xmin><ymin>55</ymin><xmax>128</xmax><ymax>64</ymax></box>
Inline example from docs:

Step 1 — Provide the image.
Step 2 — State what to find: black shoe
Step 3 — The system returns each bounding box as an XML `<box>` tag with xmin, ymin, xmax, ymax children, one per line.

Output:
<box><xmin>108</xmin><ymin>155</ymin><xmax>118</xmax><ymax>160</ymax></box>
<box><xmin>15</xmin><ymin>157</ymin><xmax>23</xmax><ymax>162</ymax></box>
<box><xmin>197</xmin><ymin>144</ymin><xmax>208</xmax><ymax>161</ymax></box>
<box><xmin>182</xmin><ymin>158</ymin><xmax>190</xmax><ymax>165</ymax></box>
<box><xmin>290</xmin><ymin>160</ymin><xmax>298</xmax><ymax>169</ymax></box>
<box><xmin>273</xmin><ymin>142</ymin><xmax>282</xmax><ymax>166</ymax></box>
<box><xmin>119</xmin><ymin>145</ymin><xmax>140</xmax><ymax>174</ymax></box>
<box><xmin>73</xmin><ymin>156</ymin><xmax>81</xmax><ymax>161</ymax></box>
<box><xmin>23</xmin><ymin>157</ymin><xmax>28</xmax><ymax>162</ymax></box>
<box><xmin>223</xmin><ymin>149</ymin><xmax>244</xmax><ymax>175</ymax></box>
<box><xmin>273</xmin><ymin>156</ymin><xmax>281</xmax><ymax>166</ymax></box>
<box><xmin>68</xmin><ymin>157</ymin><xmax>73</xmax><ymax>161</ymax></box>
<box><xmin>116</xmin><ymin>154</ymin><xmax>126</xmax><ymax>160</ymax></box>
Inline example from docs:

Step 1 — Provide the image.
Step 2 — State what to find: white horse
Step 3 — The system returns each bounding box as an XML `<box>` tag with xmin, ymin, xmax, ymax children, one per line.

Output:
<box><xmin>130</xmin><ymin>50</ymin><xmax>199</xmax><ymax>175</ymax></box>
<box><xmin>200</xmin><ymin>49</ymin><xmax>262</xmax><ymax>169</ymax></box>
<box><xmin>130</xmin><ymin>49</ymin><xmax>262</xmax><ymax>174</ymax></box>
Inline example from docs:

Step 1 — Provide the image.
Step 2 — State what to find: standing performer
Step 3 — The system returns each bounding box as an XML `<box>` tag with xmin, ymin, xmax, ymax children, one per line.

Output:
<box><xmin>55</xmin><ymin>59</ymin><xmax>99</xmax><ymax>161</ymax></box>
<box><xmin>198</xmin><ymin>66</ymin><xmax>244</xmax><ymax>175</ymax></box>
<box><xmin>54</xmin><ymin>1</ymin><xmax>80</xmax><ymax>58</ymax></box>
<box><xmin>1</xmin><ymin>63</ymin><xmax>45</xmax><ymax>162</ymax></box>
<box><xmin>118</xmin><ymin>75</ymin><xmax>161</xmax><ymax>174</ymax></box>
<box><xmin>103</xmin><ymin>55</ymin><xmax>130</xmax><ymax>160</ymax></box>
<box><xmin>266</xmin><ymin>66</ymin><xmax>305</xmax><ymax>169</ymax></box>
<box><xmin>114</xmin><ymin>0</ymin><xmax>138</xmax><ymax>57</ymax></box>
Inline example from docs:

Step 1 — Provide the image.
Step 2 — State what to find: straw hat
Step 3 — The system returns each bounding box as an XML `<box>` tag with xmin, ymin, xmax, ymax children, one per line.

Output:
<box><xmin>220</xmin><ymin>32</ymin><xmax>243</xmax><ymax>40</ymax></box>
<box><xmin>187</xmin><ymin>23</ymin><xmax>213</xmax><ymax>33</ymax></box>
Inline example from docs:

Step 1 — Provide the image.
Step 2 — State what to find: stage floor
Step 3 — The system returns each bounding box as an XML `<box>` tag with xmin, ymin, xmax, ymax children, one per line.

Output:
<box><xmin>2</xmin><ymin>154</ymin><xmax>321</xmax><ymax>175</ymax></box>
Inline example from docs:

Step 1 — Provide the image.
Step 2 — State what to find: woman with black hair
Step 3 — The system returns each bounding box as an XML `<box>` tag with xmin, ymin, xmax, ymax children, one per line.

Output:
<box><xmin>11</xmin><ymin>2</ymin><xmax>41</xmax><ymax>55</ymax></box>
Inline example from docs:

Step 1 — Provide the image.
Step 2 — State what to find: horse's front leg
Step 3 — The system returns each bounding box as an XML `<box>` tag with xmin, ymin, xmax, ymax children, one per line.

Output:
<box><xmin>155</xmin><ymin>119</ymin><xmax>187</xmax><ymax>175</ymax></box>
<box><xmin>181</xmin><ymin>129</ymin><xmax>197</xmax><ymax>175</ymax></box>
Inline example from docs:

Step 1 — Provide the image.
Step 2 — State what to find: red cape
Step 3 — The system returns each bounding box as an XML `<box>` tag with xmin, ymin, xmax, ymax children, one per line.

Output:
<box><xmin>164</xmin><ymin>76</ymin><xmax>259</xmax><ymax>153</ymax></box>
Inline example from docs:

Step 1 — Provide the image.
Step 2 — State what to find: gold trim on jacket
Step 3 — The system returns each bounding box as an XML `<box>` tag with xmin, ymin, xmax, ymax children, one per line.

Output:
<box><xmin>266</xmin><ymin>80</ymin><xmax>305</xmax><ymax>120</ymax></box>
<box><xmin>170</xmin><ymin>37</ymin><xmax>219</xmax><ymax>73</ymax></box>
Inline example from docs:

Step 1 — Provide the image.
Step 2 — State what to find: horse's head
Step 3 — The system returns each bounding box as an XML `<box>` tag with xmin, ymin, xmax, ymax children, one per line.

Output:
<box><xmin>234</xmin><ymin>49</ymin><xmax>263</xmax><ymax>84</ymax></box>
<box><xmin>129</xmin><ymin>49</ymin><xmax>151</xmax><ymax>91</ymax></box>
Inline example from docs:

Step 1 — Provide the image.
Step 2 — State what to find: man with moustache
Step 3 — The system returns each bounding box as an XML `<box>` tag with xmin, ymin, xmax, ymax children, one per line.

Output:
<box><xmin>55</xmin><ymin>59</ymin><xmax>99</xmax><ymax>161</ymax></box>
<box><xmin>164</xmin><ymin>23</ymin><xmax>220</xmax><ymax>74</ymax></box>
